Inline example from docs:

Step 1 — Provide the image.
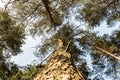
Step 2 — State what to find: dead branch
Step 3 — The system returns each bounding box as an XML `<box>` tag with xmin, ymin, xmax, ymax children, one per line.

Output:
<box><xmin>75</xmin><ymin>66</ymin><xmax>86</xmax><ymax>80</ymax></box>
<box><xmin>95</xmin><ymin>46</ymin><xmax>120</xmax><ymax>60</ymax></box>
<box><xmin>64</xmin><ymin>40</ymin><xmax>71</xmax><ymax>52</ymax></box>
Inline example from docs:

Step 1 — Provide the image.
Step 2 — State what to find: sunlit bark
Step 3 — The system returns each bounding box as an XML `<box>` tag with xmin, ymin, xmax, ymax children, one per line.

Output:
<box><xmin>34</xmin><ymin>39</ymin><xmax>85</xmax><ymax>80</ymax></box>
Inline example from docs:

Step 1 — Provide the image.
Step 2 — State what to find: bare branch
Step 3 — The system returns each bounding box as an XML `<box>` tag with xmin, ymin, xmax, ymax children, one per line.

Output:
<box><xmin>95</xmin><ymin>46</ymin><xmax>120</xmax><ymax>60</ymax></box>
<box><xmin>4</xmin><ymin>0</ymin><xmax>12</xmax><ymax>11</ymax></box>
<box><xmin>64</xmin><ymin>40</ymin><xmax>71</xmax><ymax>52</ymax></box>
<box><xmin>75</xmin><ymin>66</ymin><xmax>86</xmax><ymax>80</ymax></box>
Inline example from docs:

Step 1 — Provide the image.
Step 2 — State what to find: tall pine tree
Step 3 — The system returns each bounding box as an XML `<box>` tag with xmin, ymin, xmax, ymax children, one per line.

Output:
<box><xmin>2</xmin><ymin>0</ymin><xmax>120</xmax><ymax>79</ymax></box>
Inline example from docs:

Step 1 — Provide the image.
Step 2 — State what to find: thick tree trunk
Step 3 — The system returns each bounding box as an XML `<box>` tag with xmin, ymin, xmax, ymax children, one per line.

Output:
<box><xmin>34</xmin><ymin>39</ymin><xmax>85</xmax><ymax>80</ymax></box>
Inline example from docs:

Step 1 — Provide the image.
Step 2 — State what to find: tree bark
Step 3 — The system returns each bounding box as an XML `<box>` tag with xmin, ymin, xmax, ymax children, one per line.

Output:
<box><xmin>34</xmin><ymin>39</ymin><xmax>85</xmax><ymax>80</ymax></box>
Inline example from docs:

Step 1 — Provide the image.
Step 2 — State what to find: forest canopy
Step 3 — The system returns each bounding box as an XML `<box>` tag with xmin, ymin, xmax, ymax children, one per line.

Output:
<box><xmin>0</xmin><ymin>0</ymin><xmax>120</xmax><ymax>80</ymax></box>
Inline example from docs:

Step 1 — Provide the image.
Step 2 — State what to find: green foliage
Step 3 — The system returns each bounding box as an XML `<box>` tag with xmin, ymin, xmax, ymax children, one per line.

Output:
<box><xmin>77</xmin><ymin>31</ymin><xmax>120</xmax><ymax>54</ymax></box>
<box><xmin>0</xmin><ymin>10</ymin><xmax>25</xmax><ymax>79</ymax></box>
<box><xmin>0</xmin><ymin>10</ymin><xmax>25</xmax><ymax>55</ymax></box>
<box><xmin>35</xmin><ymin>25</ymin><xmax>83</xmax><ymax>61</ymax></box>
<box><xmin>8</xmin><ymin>65</ymin><xmax>41</xmax><ymax>80</ymax></box>
<box><xmin>0</xmin><ymin>62</ymin><xmax>19</xmax><ymax>80</ymax></box>
<box><xmin>11</xmin><ymin>0</ymin><xmax>65</xmax><ymax>35</ymax></box>
<box><xmin>3</xmin><ymin>0</ymin><xmax>120</xmax><ymax>79</ymax></box>
<box><xmin>80</xmin><ymin>0</ymin><xmax>120</xmax><ymax>27</ymax></box>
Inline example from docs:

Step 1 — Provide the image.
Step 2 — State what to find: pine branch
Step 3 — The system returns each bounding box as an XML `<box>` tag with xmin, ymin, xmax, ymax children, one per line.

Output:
<box><xmin>40</xmin><ymin>39</ymin><xmax>71</xmax><ymax>64</ymax></box>
<box><xmin>95</xmin><ymin>46</ymin><xmax>120</xmax><ymax>60</ymax></box>
<box><xmin>64</xmin><ymin>40</ymin><xmax>71</xmax><ymax>52</ymax></box>
<box><xmin>18</xmin><ymin>1</ymin><xmax>42</xmax><ymax>26</ymax></box>
<box><xmin>4</xmin><ymin>0</ymin><xmax>12</xmax><ymax>11</ymax></box>
<box><xmin>41</xmin><ymin>0</ymin><xmax>57</xmax><ymax>26</ymax></box>
<box><xmin>39</xmin><ymin>50</ymin><xmax>55</xmax><ymax>64</ymax></box>
<box><xmin>101</xmin><ymin>0</ymin><xmax>118</xmax><ymax>10</ymax></box>
<box><xmin>75</xmin><ymin>66</ymin><xmax>86</xmax><ymax>80</ymax></box>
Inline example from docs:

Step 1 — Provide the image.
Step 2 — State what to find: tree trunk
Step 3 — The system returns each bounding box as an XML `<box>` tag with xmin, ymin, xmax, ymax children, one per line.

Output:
<box><xmin>34</xmin><ymin>39</ymin><xmax>85</xmax><ymax>80</ymax></box>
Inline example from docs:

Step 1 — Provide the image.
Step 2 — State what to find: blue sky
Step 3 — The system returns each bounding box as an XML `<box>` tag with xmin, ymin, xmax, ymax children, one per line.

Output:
<box><xmin>10</xmin><ymin>36</ymin><xmax>42</xmax><ymax>66</ymax></box>
<box><xmin>93</xmin><ymin>21</ymin><xmax>120</xmax><ymax>35</ymax></box>
<box><xmin>0</xmin><ymin>1</ymin><xmax>41</xmax><ymax>66</ymax></box>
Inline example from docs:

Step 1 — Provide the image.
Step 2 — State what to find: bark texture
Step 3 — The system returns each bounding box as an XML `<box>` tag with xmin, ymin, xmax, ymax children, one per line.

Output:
<box><xmin>34</xmin><ymin>39</ymin><xmax>85</xmax><ymax>80</ymax></box>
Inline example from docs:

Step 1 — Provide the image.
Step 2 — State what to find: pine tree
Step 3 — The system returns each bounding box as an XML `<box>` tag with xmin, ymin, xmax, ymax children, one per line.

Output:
<box><xmin>34</xmin><ymin>39</ymin><xmax>85</xmax><ymax>80</ymax></box>
<box><xmin>3</xmin><ymin>0</ymin><xmax>120</xmax><ymax>79</ymax></box>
